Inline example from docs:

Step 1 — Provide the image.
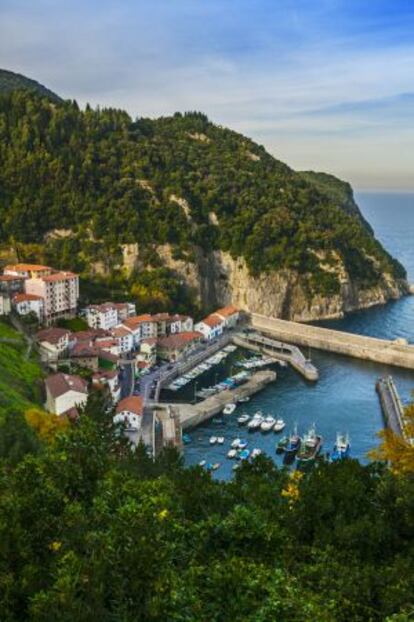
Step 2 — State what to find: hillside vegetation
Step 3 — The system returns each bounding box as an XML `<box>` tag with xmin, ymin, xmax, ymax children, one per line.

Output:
<box><xmin>0</xmin><ymin>321</ymin><xmax>43</xmax><ymax>419</ymax></box>
<box><xmin>0</xmin><ymin>90</ymin><xmax>406</xmax><ymax>305</ymax></box>
<box><xmin>0</xmin><ymin>396</ymin><xmax>413</xmax><ymax>621</ymax></box>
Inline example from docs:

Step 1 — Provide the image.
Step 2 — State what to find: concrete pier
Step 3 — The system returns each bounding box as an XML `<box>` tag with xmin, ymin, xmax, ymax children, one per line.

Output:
<box><xmin>376</xmin><ymin>376</ymin><xmax>407</xmax><ymax>438</ymax></box>
<box><xmin>251</xmin><ymin>313</ymin><xmax>414</xmax><ymax>371</ymax></box>
<box><xmin>159</xmin><ymin>369</ymin><xmax>276</xmax><ymax>430</ymax></box>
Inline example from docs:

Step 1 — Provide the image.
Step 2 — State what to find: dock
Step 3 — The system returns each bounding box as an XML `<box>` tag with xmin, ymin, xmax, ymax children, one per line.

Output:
<box><xmin>376</xmin><ymin>376</ymin><xmax>407</xmax><ymax>438</ymax></box>
<box><xmin>158</xmin><ymin>369</ymin><xmax>276</xmax><ymax>431</ymax></box>
<box><xmin>233</xmin><ymin>332</ymin><xmax>318</xmax><ymax>381</ymax></box>
<box><xmin>250</xmin><ymin>313</ymin><xmax>414</xmax><ymax>371</ymax></box>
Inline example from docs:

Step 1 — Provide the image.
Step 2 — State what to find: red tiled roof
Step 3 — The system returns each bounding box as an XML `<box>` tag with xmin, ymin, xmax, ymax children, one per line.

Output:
<box><xmin>157</xmin><ymin>331</ymin><xmax>202</xmax><ymax>350</ymax></box>
<box><xmin>45</xmin><ymin>373</ymin><xmax>88</xmax><ymax>399</ymax></box>
<box><xmin>0</xmin><ymin>274</ymin><xmax>27</xmax><ymax>282</ymax></box>
<box><xmin>123</xmin><ymin>314</ymin><xmax>154</xmax><ymax>329</ymax></box>
<box><xmin>152</xmin><ymin>313</ymin><xmax>170</xmax><ymax>321</ymax></box>
<box><xmin>111</xmin><ymin>326</ymin><xmax>131</xmax><ymax>338</ymax></box>
<box><xmin>42</xmin><ymin>271</ymin><xmax>78</xmax><ymax>282</ymax></box>
<box><xmin>70</xmin><ymin>343</ymin><xmax>98</xmax><ymax>358</ymax></box>
<box><xmin>201</xmin><ymin>315</ymin><xmax>223</xmax><ymax>328</ymax></box>
<box><xmin>92</xmin><ymin>370</ymin><xmax>118</xmax><ymax>382</ymax></box>
<box><xmin>36</xmin><ymin>327</ymin><xmax>71</xmax><ymax>344</ymax></box>
<box><xmin>116</xmin><ymin>395</ymin><xmax>144</xmax><ymax>416</ymax></box>
<box><xmin>214</xmin><ymin>305</ymin><xmax>239</xmax><ymax>318</ymax></box>
<box><xmin>13</xmin><ymin>293</ymin><xmax>44</xmax><ymax>303</ymax></box>
<box><xmin>5</xmin><ymin>263</ymin><xmax>51</xmax><ymax>272</ymax></box>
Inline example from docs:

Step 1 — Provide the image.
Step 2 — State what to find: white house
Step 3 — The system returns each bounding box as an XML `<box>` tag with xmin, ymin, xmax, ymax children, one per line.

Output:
<box><xmin>113</xmin><ymin>396</ymin><xmax>144</xmax><ymax>431</ymax></box>
<box><xmin>12</xmin><ymin>293</ymin><xmax>44</xmax><ymax>321</ymax></box>
<box><xmin>83</xmin><ymin>303</ymin><xmax>119</xmax><ymax>330</ymax></box>
<box><xmin>45</xmin><ymin>372</ymin><xmax>88</xmax><ymax>417</ymax></box>
<box><xmin>92</xmin><ymin>369</ymin><xmax>121</xmax><ymax>403</ymax></box>
<box><xmin>122</xmin><ymin>314</ymin><xmax>157</xmax><ymax>347</ymax></box>
<box><xmin>111</xmin><ymin>326</ymin><xmax>134</xmax><ymax>354</ymax></box>
<box><xmin>168</xmin><ymin>314</ymin><xmax>194</xmax><ymax>334</ymax></box>
<box><xmin>213</xmin><ymin>305</ymin><xmax>240</xmax><ymax>328</ymax></box>
<box><xmin>194</xmin><ymin>314</ymin><xmax>224</xmax><ymax>341</ymax></box>
<box><xmin>36</xmin><ymin>327</ymin><xmax>72</xmax><ymax>362</ymax></box>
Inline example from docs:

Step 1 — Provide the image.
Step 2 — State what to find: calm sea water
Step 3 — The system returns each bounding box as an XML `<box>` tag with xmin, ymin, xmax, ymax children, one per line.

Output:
<box><xmin>167</xmin><ymin>192</ymin><xmax>414</xmax><ymax>478</ymax></box>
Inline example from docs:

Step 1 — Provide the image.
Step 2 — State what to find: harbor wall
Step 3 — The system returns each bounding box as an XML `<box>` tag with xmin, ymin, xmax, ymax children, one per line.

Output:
<box><xmin>251</xmin><ymin>313</ymin><xmax>414</xmax><ymax>370</ymax></box>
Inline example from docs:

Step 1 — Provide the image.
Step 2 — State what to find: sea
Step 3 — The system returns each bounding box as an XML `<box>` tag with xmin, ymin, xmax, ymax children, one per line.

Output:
<box><xmin>161</xmin><ymin>192</ymin><xmax>414</xmax><ymax>479</ymax></box>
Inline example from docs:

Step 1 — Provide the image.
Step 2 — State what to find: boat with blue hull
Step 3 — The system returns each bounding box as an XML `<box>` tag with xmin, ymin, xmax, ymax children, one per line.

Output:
<box><xmin>283</xmin><ymin>426</ymin><xmax>301</xmax><ymax>464</ymax></box>
<box><xmin>331</xmin><ymin>433</ymin><xmax>351</xmax><ymax>461</ymax></box>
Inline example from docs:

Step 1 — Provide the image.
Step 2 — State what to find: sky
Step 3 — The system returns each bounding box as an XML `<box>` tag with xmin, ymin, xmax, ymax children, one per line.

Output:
<box><xmin>1</xmin><ymin>0</ymin><xmax>414</xmax><ymax>191</ymax></box>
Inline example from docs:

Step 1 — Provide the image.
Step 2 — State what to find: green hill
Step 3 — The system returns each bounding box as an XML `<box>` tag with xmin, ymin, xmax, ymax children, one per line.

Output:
<box><xmin>0</xmin><ymin>79</ymin><xmax>407</xmax><ymax>312</ymax></box>
<box><xmin>0</xmin><ymin>68</ymin><xmax>61</xmax><ymax>102</ymax></box>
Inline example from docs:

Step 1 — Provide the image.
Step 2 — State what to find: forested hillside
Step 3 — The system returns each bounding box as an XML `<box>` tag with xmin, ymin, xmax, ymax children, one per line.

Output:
<box><xmin>0</xmin><ymin>395</ymin><xmax>413</xmax><ymax>621</ymax></box>
<box><xmin>0</xmin><ymin>89</ymin><xmax>406</xmax><ymax>309</ymax></box>
<box><xmin>0</xmin><ymin>69</ymin><xmax>61</xmax><ymax>102</ymax></box>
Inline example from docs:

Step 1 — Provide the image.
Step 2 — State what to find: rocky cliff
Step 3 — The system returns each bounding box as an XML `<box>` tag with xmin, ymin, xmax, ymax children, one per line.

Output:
<box><xmin>122</xmin><ymin>243</ymin><xmax>407</xmax><ymax>321</ymax></box>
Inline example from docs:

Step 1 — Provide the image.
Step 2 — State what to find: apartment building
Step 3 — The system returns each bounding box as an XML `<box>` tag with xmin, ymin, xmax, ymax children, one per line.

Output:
<box><xmin>25</xmin><ymin>271</ymin><xmax>79</xmax><ymax>324</ymax></box>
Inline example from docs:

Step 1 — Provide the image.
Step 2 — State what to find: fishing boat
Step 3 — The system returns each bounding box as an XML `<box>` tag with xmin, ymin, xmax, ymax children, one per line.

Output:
<box><xmin>238</xmin><ymin>396</ymin><xmax>250</xmax><ymax>403</ymax></box>
<box><xmin>199</xmin><ymin>460</ymin><xmax>206</xmax><ymax>467</ymax></box>
<box><xmin>227</xmin><ymin>449</ymin><xmax>238</xmax><ymax>459</ymax></box>
<box><xmin>276</xmin><ymin>436</ymin><xmax>288</xmax><ymax>454</ymax></box>
<box><xmin>331</xmin><ymin>433</ymin><xmax>351</xmax><ymax>461</ymax></box>
<box><xmin>261</xmin><ymin>416</ymin><xmax>276</xmax><ymax>432</ymax></box>
<box><xmin>283</xmin><ymin>427</ymin><xmax>301</xmax><ymax>464</ymax></box>
<box><xmin>217</xmin><ymin>436</ymin><xmax>225</xmax><ymax>445</ymax></box>
<box><xmin>223</xmin><ymin>403</ymin><xmax>237</xmax><ymax>415</ymax></box>
<box><xmin>251</xmin><ymin>448</ymin><xmax>262</xmax><ymax>459</ymax></box>
<box><xmin>273</xmin><ymin>418</ymin><xmax>286</xmax><ymax>433</ymax></box>
<box><xmin>238</xmin><ymin>448</ymin><xmax>250</xmax><ymax>460</ymax></box>
<box><xmin>237</xmin><ymin>413</ymin><xmax>250</xmax><ymax>425</ymax></box>
<box><xmin>209</xmin><ymin>436</ymin><xmax>218</xmax><ymax>445</ymax></box>
<box><xmin>296</xmin><ymin>425</ymin><xmax>322</xmax><ymax>468</ymax></box>
<box><xmin>247</xmin><ymin>413</ymin><xmax>264</xmax><ymax>431</ymax></box>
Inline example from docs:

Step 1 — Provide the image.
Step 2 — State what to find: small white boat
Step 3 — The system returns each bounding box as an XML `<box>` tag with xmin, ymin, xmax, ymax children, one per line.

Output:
<box><xmin>251</xmin><ymin>448</ymin><xmax>262</xmax><ymax>459</ymax></box>
<box><xmin>232</xmin><ymin>463</ymin><xmax>240</xmax><ymax>471</ymax></box>
<box><xmin>237</xmin><ymin>413</ymin><xmax>250</xmax><ymax>425</ymax></box>
<box><xmin>227</xmin><ymin>449</ymin><xmax>238</xmax><ymax>459</ymax></box>
<box><xmin>211</xmin><ymin>462</ymin><xmax>220</xmax><ymax>471</ymax></box>
<box><xmin>209</xmin><ymin>436</ymin><xmax>218</xmax><ymax>445</ymax></box>
<box><xmin>247</xmin><ymin>414</ymin><xmax>264</xmax><ymax>431</ymax></box>
<box><xmin>261</xmin><ymin>416</ymin><xmax>276</xmax><ymax>432</ymax></box>
<box><xmin>238</xmin><ymin>396</ymin><xmax>250</xmax><ymax>403</ymax></box>
<box><xmin>231</xmin><ymin>438</ymin><xmax>242</xmax><ymax>449</ymax></box>
<box><xmin>217</xmin><ymin>436</ymin><xmax>225</xmax><ymax>445</ymax></box>
<box><xmin>223</xmin><ymin>403</ymin><xmax>237</xmax><ymax>415</ymax></box>
<box><xmin>273</xmin><ymin>418</ymin><xmax>286</xmax><ymax>433</ymax></box>
<box><xmin>199</xmin><ymin>460</ymin><xmax>206</xmax><ymax>467</ymax></box>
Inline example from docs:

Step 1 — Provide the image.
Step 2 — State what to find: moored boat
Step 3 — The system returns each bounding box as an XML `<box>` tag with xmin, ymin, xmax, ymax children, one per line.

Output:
<box><xmin>227</xmin><ymin>449</ymin><xmax>238</xmax><ymax>459</ymax></box>
<box><xmin>199</xmin><ymin>460</ymin><xmax>206</xmax><ymax>467</ymax></box>
<box><xmin>238</xmin><ymin>448</ymin><xmax>250</xmax><ymax>460</ymax></box>
<box><xmin>217</xmin><ymin>436</ymin><xmax>225</xmax><ymax>445</ymax></box>
<box><xmin>273</xmin><ymin>418</ymin><xmax>286</xmax><ymax>433</ymax></box>
<box><xmin>283</xmin><ymin>427</ymin><xmax>301</xmax><ymax>464</ymax></box>
<box><xmin>261</xmin><ymin>416</ymin><xmax>276</xmax><ymax>432</ymax></box>
<box><xmin>209</xmin><ymin>436</ymin><xmax>218</xmax><ymax>445</ymax></box>
<box><xmin>231</xmin><ymin>438</ymin><xmax>242</xmax><ymax>448</ymax></box>
<box><xmin>251</xmin><ymin>448</ymin><xmax>262</xmax><ymax>459</ymax></box>
<box><xmin>276</xmin><ymin>436</ymin><xmax>289</xmax><ymax>454</ymax></box>
<box><xmin>247</xmin><ymin>412</ymin><xmax>264</xmax><ymax>431</ymax></box>
<box><xmin>238</xmin><ymin>396</ymin><xmax>250</xmax><ymax>403</ymax></box>
<box><xmin>238</xmin><ymin>439</ymin><xmax>248</xmax><ymax>450</ymax></box>
<box><xmin>223</xmin><ymin>403</ymin><xmax>237</xmax><ymax>415</ymax></box>
<box><xmin>331</xmin><ymin>433</ymin><xmax>350</xmax><ymax>461</ymax></box>
<box><xmin>237</xmin><ymin>413</ymin><xmax>250</xmax><ymax>425</ymax></box>
<box><xmin>296</xmin><ymin>425</ymin><xmax>322</xmax><ymax>468</ymax></box>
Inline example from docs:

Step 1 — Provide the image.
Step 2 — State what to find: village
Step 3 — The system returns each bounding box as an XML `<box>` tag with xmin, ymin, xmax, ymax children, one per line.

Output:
<box><xmin>0</xmin><ymin>262</ymin><xmax>243</xmax><ymax>453</ymax></box>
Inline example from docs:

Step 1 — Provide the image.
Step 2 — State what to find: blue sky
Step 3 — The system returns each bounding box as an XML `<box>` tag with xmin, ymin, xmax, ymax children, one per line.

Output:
<box><xmin>1</xmin><ymin>0</ymin><xmax>414</xmax><ymax>190</ymax></box>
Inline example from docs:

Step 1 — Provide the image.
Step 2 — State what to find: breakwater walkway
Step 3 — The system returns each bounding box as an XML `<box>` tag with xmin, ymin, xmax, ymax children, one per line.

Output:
<box><xmin>376</xmin><ymin>376</ymin><xmax>407</xmax><ymax>438</ymax></box>
<box><xmin>233</xmin><ymin>333</ymin><xmax>318</xmax><ymax>381</ymax></box>
<box><xmin>158</xmin><ymin>369</ymin><xmax>276</xmax><ymax>430</ymax></box>
<box><xmin>250</xmin><ymin>313</ymin><xmax>414</xmax><ymax>371</ymax></box>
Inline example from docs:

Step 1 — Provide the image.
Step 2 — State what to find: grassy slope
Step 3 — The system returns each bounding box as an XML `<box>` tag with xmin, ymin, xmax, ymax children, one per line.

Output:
<box><xmin>0</xmin><ymin>321</ymin><xmax>43</xmax><ymax>418</ymax></box>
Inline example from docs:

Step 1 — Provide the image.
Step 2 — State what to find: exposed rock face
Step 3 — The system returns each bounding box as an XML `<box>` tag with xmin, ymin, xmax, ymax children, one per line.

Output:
<box><xmin>128</xmin><ymin>244</ymin><xmax>407</xmax><ymax>321</ymax></box>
